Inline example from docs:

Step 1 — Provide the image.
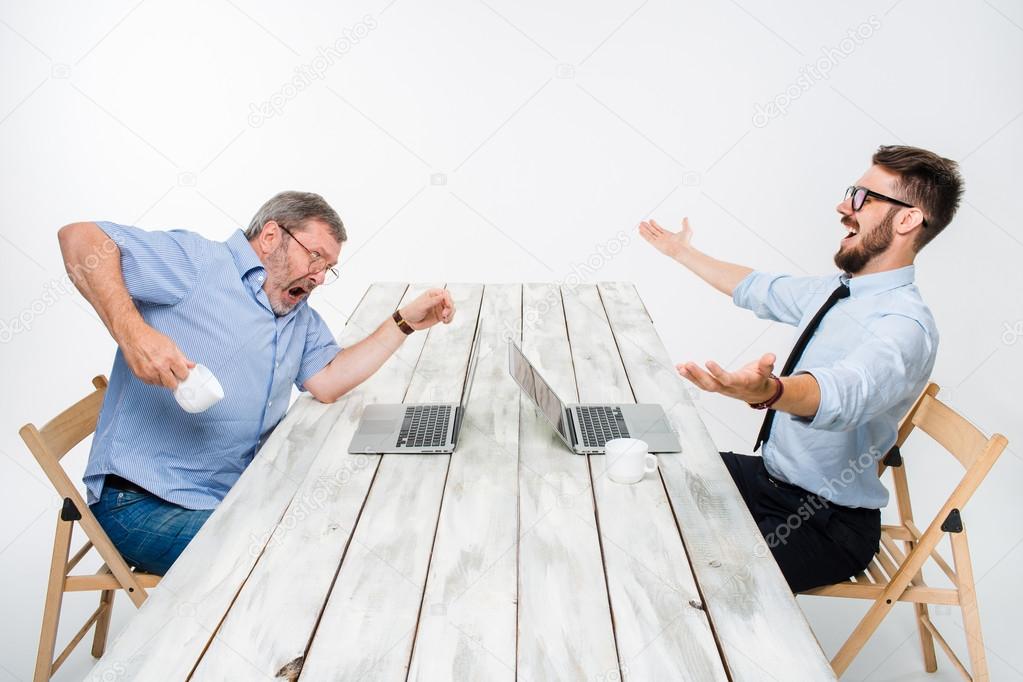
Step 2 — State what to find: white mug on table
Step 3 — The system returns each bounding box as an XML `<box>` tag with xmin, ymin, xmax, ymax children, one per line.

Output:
<box><xmin>605</xmin><ymin>438</ymin><xmax>657</xmax><ymax>484</ymax></box>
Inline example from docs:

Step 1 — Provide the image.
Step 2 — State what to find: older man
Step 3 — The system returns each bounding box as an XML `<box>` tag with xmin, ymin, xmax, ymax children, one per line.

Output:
<box><xmin>640</xmin><ymin>145</ymin><xmax>963</xmax><ymax>592</ymax></box>
<box><xmin>59</xmin><ymin>191</ymin><xmax>454</xmax><ymax>574</ymax></box>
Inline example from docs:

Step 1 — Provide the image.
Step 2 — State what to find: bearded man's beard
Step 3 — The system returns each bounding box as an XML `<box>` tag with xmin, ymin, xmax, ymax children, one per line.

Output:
<box><xmin>834</xmin><ymin>207</ymin><xmax>897</xmax><ymax>274</ymax></box>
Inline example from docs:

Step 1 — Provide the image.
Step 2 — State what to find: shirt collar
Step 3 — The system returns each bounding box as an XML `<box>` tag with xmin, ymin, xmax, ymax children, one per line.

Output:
<box><xmin>841</xmin><ymin>265</ymin><xmax>915</xmax><ymax>298</ymax></box>
<box><xmin>226</xmin><ymin>229</ymin><xmax>265</xmax><ymax>280</ymax></box>
<box><xmin>224</xmin><ymin>229</ymin><xmax>307</xmax><ymax>320</ymax></box>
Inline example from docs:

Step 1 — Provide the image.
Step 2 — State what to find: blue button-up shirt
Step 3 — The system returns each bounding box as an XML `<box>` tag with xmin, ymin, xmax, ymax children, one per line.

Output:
<box><xmin>733</xmin><ymin>265</ymin><xmax>938</xmax><ymax>509</ymax></box>
<box><xmin>84</xmin><ymin>224</ymin><xmax>340</xmax><ymax>510</ymax></box>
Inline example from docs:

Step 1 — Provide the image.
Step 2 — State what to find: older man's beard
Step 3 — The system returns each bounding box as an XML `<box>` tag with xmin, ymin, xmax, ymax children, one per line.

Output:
<box><xmin>265</xmin><ymin>244</ymin><xmax>314</xmax><ymax>316</ymax></box>
<box><xmin>834</xmin><ymin>207</ymin><xmax>897</xmax><ymax>274</ymax></box>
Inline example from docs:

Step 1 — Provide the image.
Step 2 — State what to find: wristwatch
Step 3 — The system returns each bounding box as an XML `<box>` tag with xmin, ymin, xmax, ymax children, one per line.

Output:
<box><xmin>749</xmin><ymin>374</ymin><xmax>784</xmax><ymax>410</ymax></box>
<box><xmin>392</xmin><ymin>310</ymin><xmax>415</xmax><ymax>335</ymax></box>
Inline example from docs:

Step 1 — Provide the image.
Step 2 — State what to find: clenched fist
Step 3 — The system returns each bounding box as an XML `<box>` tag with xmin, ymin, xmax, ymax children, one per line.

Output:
<box><xmin>120</xmin><ymin>322</ymin><xmax>195</xmax><ymax>390</ymax></box>
<box><xmin>399</xmin><ymin>288</ymin><xmax>456</xmax><ymax>331</ymax></box>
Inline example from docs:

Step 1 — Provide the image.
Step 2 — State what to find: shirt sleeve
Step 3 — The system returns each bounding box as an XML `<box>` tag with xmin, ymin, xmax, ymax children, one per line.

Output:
<box><xmin>296</xmin><ymin>306</ymin><xmax>341</xmax><ymax>390</ymax></box>
<box><xmin>733</xmin><ymin>271</ymin><xmax>836</xmax><ymax>326</ymax></box>
<box><xmin>96</xmin><ymin>221</ymin><xmax>208</xmax><ymax>306</ymax></box>
<box><xmin>799</xmin><ymin>314</ymin><xmax>935</xmax><ymax>432</ymax></box>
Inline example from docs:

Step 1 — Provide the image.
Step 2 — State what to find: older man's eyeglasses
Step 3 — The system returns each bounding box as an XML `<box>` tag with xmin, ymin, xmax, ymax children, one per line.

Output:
<box><xmin>277</xmin><ymin>223</ymin><xmax>340</xmax><ymax>285</ymax></box>
<box><xmin>844</xmin><ymin>186</ymin><xmax>927</xmax><ymax>227</ymax></box>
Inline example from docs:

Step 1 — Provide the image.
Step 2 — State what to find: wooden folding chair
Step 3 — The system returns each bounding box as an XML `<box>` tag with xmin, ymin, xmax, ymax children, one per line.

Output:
<box><xmin>20</xmin><ymin>375</ymin><xmax>160</xmax><ymax>682</ymax></box>
<box><xmin>802</xmin><ymin>382</ymin><xmax>1008</xmax><ymax>680</ymax></box>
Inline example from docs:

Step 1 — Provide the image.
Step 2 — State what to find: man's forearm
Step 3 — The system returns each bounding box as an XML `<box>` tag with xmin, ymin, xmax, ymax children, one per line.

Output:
<box><xmin>306</xmin><ymin>316</ymin><xmax>407</xmax><ymax>403</ymax></box>
<box><xmin>772</xmin><ymin>373</ymin><xmax>821</xmax><ymax>418</ymax></box>
<box><xmin>58</xmin><ymin>222</ymin><xmax>143</xmax><ymax>343</ymax></box>
<box><xmin>675</xmin><ymin>247</ymin><xmax>753</xmax><ymax>297</ymax></box>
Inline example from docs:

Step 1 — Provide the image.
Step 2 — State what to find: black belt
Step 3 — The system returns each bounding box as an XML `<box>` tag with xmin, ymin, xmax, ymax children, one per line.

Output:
<box><xmin>105</xmin><ymin>474</ymin><xmax>151</xmax><ymax>495</ymax></box>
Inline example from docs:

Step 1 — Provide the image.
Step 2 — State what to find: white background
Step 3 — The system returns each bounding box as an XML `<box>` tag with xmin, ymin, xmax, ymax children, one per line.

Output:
<box><xmin>1</xmin><ymin>0</ymin><xmax>1021</xmax><ymax>679</ymax></box>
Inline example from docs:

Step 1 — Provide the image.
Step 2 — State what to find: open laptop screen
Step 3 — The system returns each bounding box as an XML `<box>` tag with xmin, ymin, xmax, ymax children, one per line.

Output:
<box><xmin>508</xmin><ymin>341</ymin><xmax>571</xmax><ymax>444</ymax></box>
<box><xmin>451</xmin><ymin>319</ymin><xmax>483</xmax><ymax>444</ymax></box>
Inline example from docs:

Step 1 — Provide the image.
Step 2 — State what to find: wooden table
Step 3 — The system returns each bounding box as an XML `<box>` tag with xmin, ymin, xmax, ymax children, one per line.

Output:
<box><xmin>89</xmin><ymin>282</ymin><xmax>834</xmax><ymax>681</ymax></box>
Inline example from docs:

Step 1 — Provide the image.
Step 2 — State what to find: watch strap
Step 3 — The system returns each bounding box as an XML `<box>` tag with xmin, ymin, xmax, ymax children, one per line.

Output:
<box><xmin>392</xmin><ymin>310</ymin><xmax>415</xmax><ymax>335</ymax></box>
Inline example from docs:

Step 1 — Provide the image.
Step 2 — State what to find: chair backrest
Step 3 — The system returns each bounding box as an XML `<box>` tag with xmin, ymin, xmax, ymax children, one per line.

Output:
<box><xmin>881</xmin><ymin>382</ymin><xmax>1008</xmax><ymax>529</ymax></box>
<box><xmin>20</xmin><ymin>376</ymin><xmax>108</xmax><ymax>502</ymax></box>
<box><xmin>20</xmin><ymin>375</ymin><xmax>151</xmax><ymax>604</ymax></box>
<box><xmin>910</xmin><ymin>393</ymin><xmax>990</xmax><ymax>470</ymax></box>
<box><xmin>18</xmin><ymin>376</ymin><xmax>110</xmax><ymax>527</ymax></box>
<box><xmin>23</xmin><ymin>376</ymin><xmax>108</xmax><ymax>463</ymax></box>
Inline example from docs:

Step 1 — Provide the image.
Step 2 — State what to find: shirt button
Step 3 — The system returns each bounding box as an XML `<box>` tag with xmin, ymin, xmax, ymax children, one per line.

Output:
<box><xmin>276</xmin><ymin>362</ymin><xmax>280</xmax><ymax>368</ymax></box>
<box><xmin>267</xmin><ymin>400</ymin><xmax>272</xmax><ymax>408</ymax></box>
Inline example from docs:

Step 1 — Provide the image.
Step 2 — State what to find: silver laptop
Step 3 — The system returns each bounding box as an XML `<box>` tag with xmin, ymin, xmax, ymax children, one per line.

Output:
<box><xmin>508</xmin><ymin>341</ymin><xmax>681</xmax><ymax>454</ymax></box>
<box><xmin>349</xmin><ymin>326</ymin><xmax>482</xmax><ymax>454</ymax></box>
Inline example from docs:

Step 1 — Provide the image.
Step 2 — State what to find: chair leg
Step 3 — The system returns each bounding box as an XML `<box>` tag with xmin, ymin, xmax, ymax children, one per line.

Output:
<box><xmin>914</xmin><ymin>603</ymin><xmax>938</xmax><ymax>672</ymax></box>
<box><xmin>951</xmin><ymin>530</ymin><xmax>988</xmax><ymax>681</ymax></box>
<box><xmin>906</xmin><ymin>538</ymin><xmax>938</xmax><ymax>673</ymax></box>
<box><xmin>831</xmin><ymin>593</ymin><xmax>900</xmax><ymax>676</ymax></box>
<box><xmin>34</xmin><ymin>514</ymin><xmax>72</xmax><ymax>682</ymax></box>
<box><xmin>91</xmin><ymin>589</ymin><xmax>115</xmax><ymax>658</ymax></box>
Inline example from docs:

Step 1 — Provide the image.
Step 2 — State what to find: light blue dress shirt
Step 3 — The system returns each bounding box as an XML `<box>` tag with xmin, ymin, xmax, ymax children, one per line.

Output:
<box><xmin>83</xmin><ymin>224</ymin><xmax>340</xmax><ymax>510</ymax></box>
<box><xmin>732</xmin><ymin>265</ymin><xmax>938</xmax><ymax>509</ymax></box>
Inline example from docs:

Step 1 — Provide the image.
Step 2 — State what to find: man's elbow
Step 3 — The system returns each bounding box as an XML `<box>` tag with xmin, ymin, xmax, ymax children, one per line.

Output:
<box><xmin>310</xmin><ymin>390</ymin><xmax>339</xmax><ymax>404</ymax></box>
<box><xmin>305</xmin><ymin>382</ymin><xmax>345</xmax><ymax>404</ymax></box>
<box><xmin>57</xmin><ymin>222</ymin><xmax>80</xmax><ymax>252</ymax></box>
<box><xmin>57</xmin><ymin>221</ymin><xmax>99</xmax><ymax>256</ymax></box>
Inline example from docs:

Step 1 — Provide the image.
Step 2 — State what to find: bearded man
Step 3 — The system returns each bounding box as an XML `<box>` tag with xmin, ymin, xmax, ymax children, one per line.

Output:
<box><xmin>639</xmin><ymin>146</ymin><xmax>963</xmax><ymax>591</ymax></box>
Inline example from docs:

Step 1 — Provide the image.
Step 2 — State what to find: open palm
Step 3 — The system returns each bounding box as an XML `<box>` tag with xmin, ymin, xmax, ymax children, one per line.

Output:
<box><xmin>677</xmin><ymin>353</ymin><xmax>777</xmax><ymax>404</ymax></box>
<box><xmin>638</xmin><ymin>218</ymin><xmax>692</xmax><ymax>259</ymax></box>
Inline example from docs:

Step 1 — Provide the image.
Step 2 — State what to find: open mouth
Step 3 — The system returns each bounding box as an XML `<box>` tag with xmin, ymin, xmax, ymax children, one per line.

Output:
<box><xmin>284</xmin><ymin>283</ymin><xmax>311</xmax><ymax>305</ymax></box>
<box><xmin>841</xmin><ymin>221</ymin><xmax>860</xmax><ymax>245</ymax></box>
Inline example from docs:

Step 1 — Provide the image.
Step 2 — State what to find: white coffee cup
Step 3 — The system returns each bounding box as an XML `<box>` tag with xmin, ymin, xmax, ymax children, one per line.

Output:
<box><xmin>605</xmin><ymin>438</ymin><xmax>657</xmax><ymax>484</ymax></box>
<box><xmin>173</xmin><ymin>363</ymin><xmax>225</xmax><ymax>413</ymax></box>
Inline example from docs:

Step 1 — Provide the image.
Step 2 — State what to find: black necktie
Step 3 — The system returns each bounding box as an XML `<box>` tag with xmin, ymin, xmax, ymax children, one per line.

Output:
<box><xmin>753</xmin><ymin>282</ymin><xmax>850</xmax><ymax>451</ymax></box>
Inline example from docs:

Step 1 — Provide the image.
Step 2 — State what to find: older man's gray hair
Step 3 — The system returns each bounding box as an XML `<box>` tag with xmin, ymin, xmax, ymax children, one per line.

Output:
<box><xmin>245</xmin><ymin>191</ymin><xmax>347</xmax><ymax>243</ymax></box>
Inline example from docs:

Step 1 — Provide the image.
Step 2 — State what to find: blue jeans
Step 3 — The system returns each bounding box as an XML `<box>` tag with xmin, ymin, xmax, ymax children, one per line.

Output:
<box><xmin>90</xmin><ymin>484</ymin><xmax>213</xmax><ymax>576</ymax></box>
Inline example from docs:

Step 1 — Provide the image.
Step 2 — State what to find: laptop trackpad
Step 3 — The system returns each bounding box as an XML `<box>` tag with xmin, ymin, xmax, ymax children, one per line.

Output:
<box><xmin>360</xmin><ymin>419</ymin><xmax>395</xmax><ymax>435</ymax></box>
<box><xmin>620</xmin><ymin>405</ymin><xmax>682</xmax><ymax>453</ymax></box>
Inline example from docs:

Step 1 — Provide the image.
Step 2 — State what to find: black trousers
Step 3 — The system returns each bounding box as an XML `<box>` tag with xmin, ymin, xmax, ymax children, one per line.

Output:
<box><xmin>720</xmin><ymin>451</ymin><xmax>881</xmax><ymax>593</ymax></box>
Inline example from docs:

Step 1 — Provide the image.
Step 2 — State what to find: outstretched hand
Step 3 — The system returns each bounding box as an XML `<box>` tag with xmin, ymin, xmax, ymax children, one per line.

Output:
<box><xmin>399</xmin><ymin>288</ymin><xmax>455</xmax><ymax>330</ymax></box>
<box><xmin>638</xmin><ymin>217</ymin><xmax>693</xmax><ymax>260</ymax></box>
<box><xmin>677</xmin><ymin>352</ymin><xmax>777</xmax><ymax>404</ymax></box>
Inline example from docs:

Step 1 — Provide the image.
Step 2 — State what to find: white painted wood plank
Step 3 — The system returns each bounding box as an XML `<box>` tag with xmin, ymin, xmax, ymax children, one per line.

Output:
<box><xmin>298</xmin><ymin>283</ymin><xmax>485</xmax><ymax>681</ymax></box>
<box><xmin>516</xmin><ymin>283</ymin><xmax>620</xmax><ymax>682</ymax></box>
<box><xmin>190</xmin><ymin>284</ymin><xmax>436</xmax><ymax>680</ymax></box>
<box><xmin>561</xmin><ymin>284</ymin><xmax>728</xmax><ymax>681</ymax></box>
<box><xmin>87</xmin><ymin>282</ymin><xmax>412</xmax><ymax>682</ymax></box>
<box><xmin>407</xmin><ymin>284</ymin><xmax>521</xmax><ymax>682</ymax></box>
<box><xmin>597</xmin><ymin>281</ymin><xmax>836</xmax><ymax>681</ymax></box>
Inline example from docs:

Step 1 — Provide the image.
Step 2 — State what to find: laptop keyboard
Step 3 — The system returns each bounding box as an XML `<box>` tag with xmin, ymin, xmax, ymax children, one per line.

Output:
<box><xmin>577</xmin><ymin>406</ymin><xmax>630</xmax><ymax>448</ymax></box>
<box><xmin>397</xmin><ymin>405</ymin><xmax>452</xmax><ymax>448</ymax></box>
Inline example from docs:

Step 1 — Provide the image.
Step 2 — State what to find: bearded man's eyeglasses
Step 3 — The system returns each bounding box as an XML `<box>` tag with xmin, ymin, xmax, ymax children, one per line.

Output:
<box><xmin>844</xmin><ymin>186</ymin><xmax>927</xmax><ymax>227</ymax></box>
